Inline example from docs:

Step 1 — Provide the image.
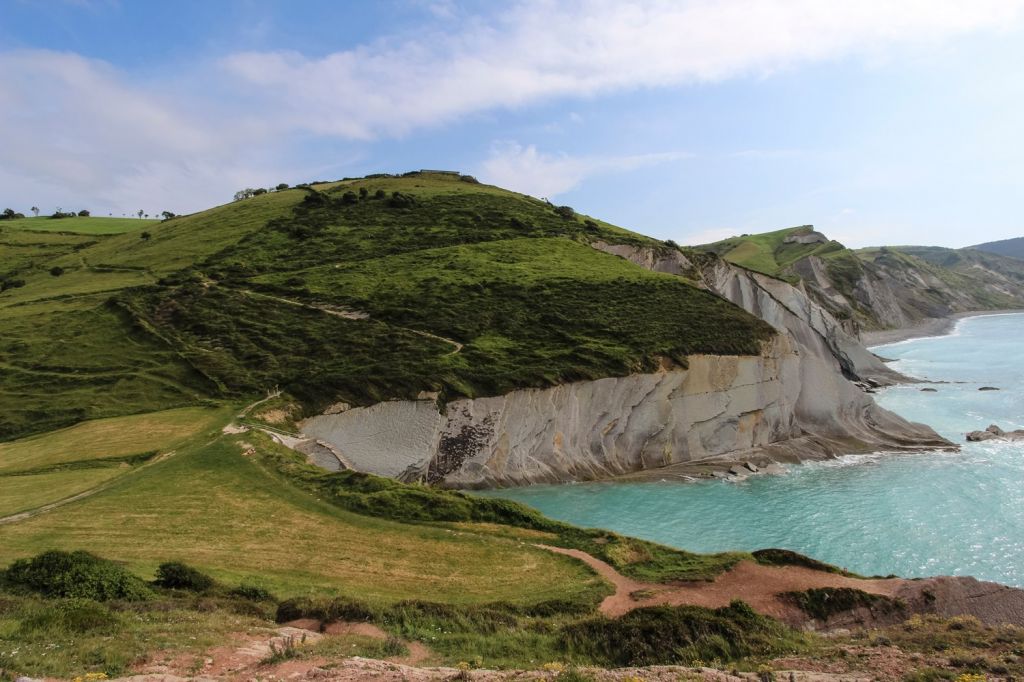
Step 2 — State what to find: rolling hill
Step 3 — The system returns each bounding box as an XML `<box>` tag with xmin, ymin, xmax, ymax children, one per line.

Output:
<box><xmin>697</xmin><ymin>225</ymin><xmax>1024</xmax><ymax>333</ymax></box>
<box><xmin>971</xmin><ymin>235</ymin><xmax>1024</xmax><ymax>260</ymax></box>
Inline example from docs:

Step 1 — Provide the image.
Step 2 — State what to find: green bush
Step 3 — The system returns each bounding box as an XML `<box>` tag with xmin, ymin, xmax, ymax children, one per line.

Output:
<box><xmin>275</xmin><ymin>595</ymin><xmax>375</xmax><ymax>624</ymax></box>
<box><xmin>153</xmin><ymin>561</ymin><xmax>215</xmax><ymax>592</ymax></box>
<box><xmin>18</xmin><ymin>598</ymin><xmax>121</xmax><ymax>634</ymax></box>
<box><xmin>559</xmin><ymin>601</ymin><xmax>800</xmax><ymax>666</ymax></box>
<box><xmin>751</xmin><ymin>548</ymin><xmax>853</xmax><ymax>575</ymax></box>
<box><xmin>230</xmin><ymin>583</ymin><xmax>277</xmax><ymax>602</ymax></box>
<box><xmin>3</xmin><ymin>550</ymin><xmax>151</xmax><ymax>601</ymax></box>
<box><xmin>781</xmin><ymin>587</ymin><xmax>905</xmax><ymax>622</ymax></box>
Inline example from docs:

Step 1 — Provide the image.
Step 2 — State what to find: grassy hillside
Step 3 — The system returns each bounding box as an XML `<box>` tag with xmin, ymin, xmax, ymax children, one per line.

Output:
<box><xmin>696</xmin><ymin>226</ymin><xmax>1024</xmax><ymax>330</ymax></box>
<box><xmin>0</xmin><ymin>190</ymin><xmax>305</xmax><ymax>441</ymax></box>
<box><xmin>0</xmin><ymin>216</ymin><xmax>158</xmax><ymax>234</ymax></box>
<box><xmin>1</xmin><ymin>172</ymin><xmax>773</xmax><ymax>440</ymax></box>
<box><xmin>698</xmin><ymin>225</ymin><xmax>854</xmax><ymax>284</ymax></box>
<box><xmin>971</xmin><ymin>235</ymin><xmax>1024</xmax><ymax>260</ymax></box>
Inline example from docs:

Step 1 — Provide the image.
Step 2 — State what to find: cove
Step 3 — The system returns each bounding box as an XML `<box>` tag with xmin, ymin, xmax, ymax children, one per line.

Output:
<box><xmin>480</xmin><ymin>313</ymin><xmax>1024</xmax><ymax>586</ymax></box>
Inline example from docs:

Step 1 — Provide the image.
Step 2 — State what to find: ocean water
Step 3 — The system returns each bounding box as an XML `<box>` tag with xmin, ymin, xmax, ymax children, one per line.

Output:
<box><xmin>481</xmin><ymin>313</ymin><xmax>1024</xmax><ymax>585</ymax></box>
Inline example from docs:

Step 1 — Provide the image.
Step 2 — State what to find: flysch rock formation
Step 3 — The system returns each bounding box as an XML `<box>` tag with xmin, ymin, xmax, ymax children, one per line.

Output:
<box><xmin>298</xmin><ymin>244</ymin><xmax>951</xmax><ymax>488</ymax></box>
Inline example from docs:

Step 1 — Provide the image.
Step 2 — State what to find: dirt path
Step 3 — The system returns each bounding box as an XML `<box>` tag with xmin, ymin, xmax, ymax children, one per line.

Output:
<box><xmin>539</xmin><ymin>545</ymin><xmax>900</xmax><ymax>621</ymax></box>
<box><xmin>239</xmin><ymin>289</ymin><xmax>464</xmax><ymax>355</ymax></box>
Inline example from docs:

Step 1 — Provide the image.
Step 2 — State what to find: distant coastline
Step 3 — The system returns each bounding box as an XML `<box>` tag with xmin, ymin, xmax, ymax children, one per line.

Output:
<box><xmin>863</xmin><ymin>309</ymin><xmax>1024</xmax><ymax>348</ymax></box>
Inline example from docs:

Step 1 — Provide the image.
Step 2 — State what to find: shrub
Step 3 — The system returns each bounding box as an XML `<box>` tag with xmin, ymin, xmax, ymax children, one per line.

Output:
<box><xmin>49</xmin><ymin>266</ymin><xmax>65</xmax><ymax>277</ymax></box>
<box><xmin>275</xmin><ymin>595</ymin><xmax>375</xmax><ymax>623</ymax></box>
<box><xmin>153</xmin><ymin>561</ymin><xmax>215</xmax><ymax>592</ymax></box>
<box><xmin>751</xmin><ymin>548</ymin><xmax>853</xmax><ymax>576</ymax></box>
<box><xmin>1</xmin><ymin>208</ymin><xmax>25</xmax><ymax>220</ymax></box>
<box><xmin>374</xmin><ymin>189</ymin><xmax>387</xmax><ymax>199</ymax></box>
<box><xmin>140</xmin><ymin>231</ymin><xmax>152</xmax><ymax>241</ymax></box>
<box><xmin>341</xmin><ymin>191</ymin><xmax>359</xmax><ymax>205</ymax></box>
<box><xmin>3</xmin><ymin>550</ymin><xmax>151</xmax><ymax>601</ymax></box>
<box><xmin>0</xmin><ymin>277</ymin><xmax>26</xmax><ymax>291</ymax></box>
<box><xmin>459</xmin><ymin>174</ymin><xmax>480</xmax><ymax>183</ymax></box>
<box><xmin>77</xmin><ymin>209</ymin><xmax>90</xmax><ymax>217</ymax></box>
<box><xmin>388</xmin><ymin>191</ymin><xmax>415</xmax><ymax>208</ymax></box>
<box><xmin>359</xmin><ymin>187</ymin><xmax>369</xmax><ymax>199</ymax></box>
<box><xmin>230</xmin><ymin>584</ymin><xmax>277</xmax><ymax>602</ymax></box>
<box><xmin>553</xmin><ymin>205</ymin><xmax>576</xmax><ymax>220</ymax></box>
<box><xmin>18</xmin><ymin>598</ymin><xmax>121</xmax><ymax>634</ymax></box>
<box><xmin>781</xmin><ymin>587</ymin><xmax>905</xmax><ymax>622</ymax></box>
<box><xmin>559</xmin><ymin>601</ymin><xmax>797</xmax><ymax>666</ymax></box>
<box><xmin>276</xmin><ymin>183</ymin><xmax>290</xmax><ymax>190</ymax></box>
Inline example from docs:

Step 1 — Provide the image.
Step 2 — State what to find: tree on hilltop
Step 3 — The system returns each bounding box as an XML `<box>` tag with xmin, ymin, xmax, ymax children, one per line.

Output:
<box><xmin>30</xmin><ymin>206</ymin><xmax>39</xmax><ymax>217</ymax></box>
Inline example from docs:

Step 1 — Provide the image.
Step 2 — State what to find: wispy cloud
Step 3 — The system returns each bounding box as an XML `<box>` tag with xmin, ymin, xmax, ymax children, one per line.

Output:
<box><xmin>479</xmin><ymin>142</ymin><xmax>689</xmax><ymax>198</ymax></box>
<box><xmin>2</xmin><ymin>0</ymin><xmax>1023</xmax><ymax>212</ymax></box>
<box><xmin>221</xmin><ymin>0</ymin><xmax>1024</xmax><ymax>138</ymax></box>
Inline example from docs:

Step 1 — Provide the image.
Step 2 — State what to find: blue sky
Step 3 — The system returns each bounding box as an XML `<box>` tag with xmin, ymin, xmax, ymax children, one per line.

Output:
<box><xmin>2</xmin><ymin>0</ymin><xmax>1023</xmax><ymax>247</ymax></box>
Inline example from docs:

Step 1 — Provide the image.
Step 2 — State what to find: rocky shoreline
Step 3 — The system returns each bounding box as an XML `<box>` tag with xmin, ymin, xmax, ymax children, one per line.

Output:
<box><xmin>862</xmin><ymin>309</ymin><xmax>1024</xmax><ymax>347</ymax></box>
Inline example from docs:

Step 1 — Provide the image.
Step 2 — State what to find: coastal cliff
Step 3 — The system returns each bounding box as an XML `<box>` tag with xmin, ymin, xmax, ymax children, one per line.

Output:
<box><xmin>301</xmin><ymin>322</ymin><xmax>948</xmax><ymax>488</ymax></box>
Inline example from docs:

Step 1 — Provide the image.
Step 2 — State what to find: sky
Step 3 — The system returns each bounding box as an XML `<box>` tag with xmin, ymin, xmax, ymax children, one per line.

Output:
<box><xmin>1</xmin><ymin>1</ymin><xmax>1023</xmax><ymax>248</ymax></box>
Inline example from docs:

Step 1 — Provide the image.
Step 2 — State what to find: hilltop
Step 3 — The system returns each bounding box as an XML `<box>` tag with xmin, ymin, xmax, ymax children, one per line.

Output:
<box><xmin>971</xmin><ymin>235</ymin><xmax>1024</xmax><ymax>260</ymax></box>
<box><xmin>0</xmin><ymin>172</ymin><xmax>773</xmax><ymax>441</ymax></box>
<box><xmin>697</xmin><ymin>225</ymin><xmax>1024</xmax><ymax>333</ymax></box>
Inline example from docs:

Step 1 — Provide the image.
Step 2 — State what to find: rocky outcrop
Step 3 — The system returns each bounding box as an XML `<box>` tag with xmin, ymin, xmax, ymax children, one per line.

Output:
<box><xmin>966</xmin><ymin>424</ymin><xmax>1024</xmax><ymax>442</ymax></box>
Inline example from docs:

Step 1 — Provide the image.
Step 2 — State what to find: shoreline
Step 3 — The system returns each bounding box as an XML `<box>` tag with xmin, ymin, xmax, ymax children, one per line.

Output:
<box><xmin>862</xmin><ymin>309</ymin><xmax>1024</xmax><ymax>348</ymax></box>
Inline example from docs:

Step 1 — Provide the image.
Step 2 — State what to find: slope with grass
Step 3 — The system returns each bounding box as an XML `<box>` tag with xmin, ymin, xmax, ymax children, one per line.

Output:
<box><xmin>971</xmin><ymin>235</ymin><xmax>1024</xmax><ymax>260</ymax></box>
<box><xmin>697</xmin><ymin>226</ymin><xmax>1024</xmax><ymax>332</ymax></box>
<box><xmin>0</xmin><ymin>407</ymin><xmax>230</xmax><ymax>520</ymax></box>
<box><xmin>0</xmin><ymin>189</ymin><xmax>303</xmax><ymax>441</ymax></box>
<box><xmin>0</xmin><ymin>216</ymin><xmax>158</xmax><ymax>234</ymax></box>
<box><xmin>1</xmin><ymin>416</ymin><xmax>1021</xmax><ymax>679</ymax></box>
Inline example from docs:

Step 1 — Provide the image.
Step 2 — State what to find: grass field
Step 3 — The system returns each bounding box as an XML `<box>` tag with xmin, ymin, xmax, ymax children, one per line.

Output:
<box><xmin>0</xmin><ymin>216</ymin><xmax>158</xmax><ymax>234</ymax></box>
<box><xmin>0</xmin><ymin>430</ymin><xmax>608</xmax><ymax>604</ymax></box>
<box><xmin>0</xmin><ymin>406</ymin><xmax>228</xmax><ymax>474</ymax></box>
<box><xmin>0</xmin><ymin>468</ymin><xmax>125</xmax><ymax>517</ymax></box>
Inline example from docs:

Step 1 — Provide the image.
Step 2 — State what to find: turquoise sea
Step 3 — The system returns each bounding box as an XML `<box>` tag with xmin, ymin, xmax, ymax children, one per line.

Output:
<box><xmin>484</xmin><ymin>313</ymin><xmax>1024</xmax><ymax>586</ymax></box>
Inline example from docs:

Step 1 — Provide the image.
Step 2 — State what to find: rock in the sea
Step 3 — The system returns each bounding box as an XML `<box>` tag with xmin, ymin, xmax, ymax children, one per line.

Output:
<box><xmin>966</xmin><ymin>424</ymin><xmax>1024</xmax><ymax>442</ymax></box>
<box><xmin>743</xmin><ymin>461</ymin><xmax>759</xmax><ymax>473</ymax></box>
<box><xmin>920</xmin><ymin>388</ymin><xmax>938</xmax><ymax>392</ymax></box>
<box><xmin>979</xmin><ymin>386</ymin><xmax>1001</xmax><ymax>391</ymax></box>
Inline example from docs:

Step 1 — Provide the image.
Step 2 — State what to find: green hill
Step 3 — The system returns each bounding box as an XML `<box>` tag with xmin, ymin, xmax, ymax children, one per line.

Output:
<box><xmin>695</xmin><ymin>226</ymin><xmax>1024</xmax><ymax>331</ymax></box>
<box><xmin>971</xmin><ymin>235</ymin><xmax>1024</xmax><ymax>260</ymax></box>
<box><xmin>1</xmin><ymin>172</ymin><xmax>773</xmax><ymax>441</ymax></box>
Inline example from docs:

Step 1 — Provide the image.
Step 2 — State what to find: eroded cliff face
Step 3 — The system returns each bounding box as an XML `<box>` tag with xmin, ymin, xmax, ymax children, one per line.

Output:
<box><xmin>301</xmin><ymin>336</ymin><xmax>947</xmax><ymax>488</ymax></box>
<box><xmin>590</xmin><ymin>242</ymin><xmax>906</xmax><ymax>387</ymax></box>
<box><xmin>297</xmin><ymin>242</ymin><xmax>950</xmax><ymax>488</ymax></box>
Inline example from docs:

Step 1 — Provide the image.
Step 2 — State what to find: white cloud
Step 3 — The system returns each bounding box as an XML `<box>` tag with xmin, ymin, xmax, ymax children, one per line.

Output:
<box><xmin>0</xmin><ymin>50</ymin><xmax>302</xmax><ymax>214</ymax></box>
<box><xmin>479</xmin><ymin>142</ymin><xmax>689</xmax><ymax>198</ymax></box>
<box><xmin>221</xmin><ymin>0</ymin><xmax>1024</xmax><ymax>138</ymax></box>
<box><xmin>3</xmin><ymin>1</ymin><xmax>1024</xmax><ymax>212</ymax></box>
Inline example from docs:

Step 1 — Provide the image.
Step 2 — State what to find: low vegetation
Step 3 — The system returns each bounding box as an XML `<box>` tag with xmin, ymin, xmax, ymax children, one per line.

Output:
<box><xmin>781</xmin><ymin>587</ymin><xmax>905</xmax><ymax>622</ymax></box>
